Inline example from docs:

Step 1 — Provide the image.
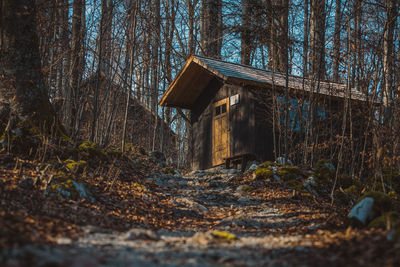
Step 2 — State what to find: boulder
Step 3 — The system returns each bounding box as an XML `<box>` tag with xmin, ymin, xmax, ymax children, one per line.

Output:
<box><xmin>303</xmin><ymin>176</ymin><xmax>318</xmax><ymax>196</ymax></box>
<box><xmin>275</xmin><ymin>157</ymin><xmax>293</xmax><ymax>166</ymax></box>
<box><xmin>348</xmin><ymin>197</ymin><xmax>375</xmax><ymax>225</ymax></box>
<box><xmin>45</xmin><ymin>177</ymin><xmax>95</xmax><ymax>203</ymax></box>
<box><xmin>149</xmin><ymin>151</ymin><xmax>166</xmax><ymax>167</ymax></box>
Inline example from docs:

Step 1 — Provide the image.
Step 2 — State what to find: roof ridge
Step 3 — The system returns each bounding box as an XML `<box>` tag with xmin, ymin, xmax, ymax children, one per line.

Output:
<box><xmin>193</xmin><ymin>55</ymin><xmax>348</xmax><ymax>88</ymax></box>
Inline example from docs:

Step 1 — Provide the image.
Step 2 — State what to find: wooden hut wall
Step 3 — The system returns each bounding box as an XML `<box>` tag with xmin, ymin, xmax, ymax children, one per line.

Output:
<box><xmin>191</xmin><ymin>80</ymin><xmax>255</xmax><ymax>169</ymax></box>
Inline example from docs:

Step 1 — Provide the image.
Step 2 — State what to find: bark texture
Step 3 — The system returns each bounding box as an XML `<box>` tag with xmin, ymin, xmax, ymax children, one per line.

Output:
<box><xmin>0</xmin><ymin>0</ymin><xmax>55</xmax><ymax>128</ymax></box>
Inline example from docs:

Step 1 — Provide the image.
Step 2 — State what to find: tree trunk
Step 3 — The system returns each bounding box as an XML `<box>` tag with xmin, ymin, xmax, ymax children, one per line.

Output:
<box><xmin>265</xmin><ymin>0</ymin><xmax>288</xmax><ymax>73</ymax></box>
<box><xmin>383</xmin><ymin>0</ymin><xmax>397</xmax><ymax>108</ymax></box>
<box><xmin>309</xmin><ymin>0</ymin><xmax>325</xmax><ymax>80</ymax></box>
<box><xmin>332</xmin><ymin>0</ymin><xmax>341</xmax><ymax>82</ymax></box>
<box><xmin>69</xmin><ymin>0</ymin><xmax>85</xmax><ymax>137</ymax></box>
<box><xmin>200</xmin><ymin>0</ymin><xmax>222</xmax><ymax>58</ymax></box>
<box><xmin>0</xmin><ymin>0</ymin><xmax>63</xmax><ymax>152</ymax></box>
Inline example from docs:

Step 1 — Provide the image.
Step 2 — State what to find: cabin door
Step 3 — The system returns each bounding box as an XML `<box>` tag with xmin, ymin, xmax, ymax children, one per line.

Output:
<box><xmin>212</xmin><ymin>98</ymin><xmax>230</xmax><ymax>166</ymax></box>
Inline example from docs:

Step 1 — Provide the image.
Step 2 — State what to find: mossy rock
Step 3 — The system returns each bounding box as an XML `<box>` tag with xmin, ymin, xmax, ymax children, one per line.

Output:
<box><xmin>78</xmin><ymin>141</ymin><xmax>108</xmax><ymax>162</ymax></box>
<box><xmin>211</xmin><ymin>231</ymin><xmax>236</xmax><ymax>240</ymax></box>
<box><xmin>358</xmin><ymin>191</ymin><xmax>392</xmax><ymax>216</ymax></box>
<box><xmin>47</xmin><ymin>177</ymin><xmax>81</xmax><ymax>200</ymax></box>
<box><xmin>253</xmin><ymin>167</ymin><xmax>273</xmax><ymax>180</ymax></box>
<box><xmin>258</xmin><ymin>161</ymin><xmax>275</xmax><ymax>169</ymax></box>
<box><xmin>277</xmin><ymin>166</ymin><xmax>302</xmax><ymax>181</ymax></box>
<box><xmin>287</xmin><ymin>180</ymin><xmax>305</xmax><ymax>192</ymax></box>
<box><xmin>314</xmin><ymin>159</ymin><xmax>335</xmax><ymax>183</ymax></box>
<box><xmin>125</xmin><ymin>143</ymin><xmax>146</xmax><ymax>155</ymax></box>
<box><xmin>368</xmin><ymin>211</ymin><xmax>400</xmax><ymax>230</ymax></box>
<box><xmin>64</xmin><ymin>159</ymin><xmax>87</xmax><ymax>174</ymax></box>
<box><xmin>237</xmin><ymin>185</ymin><xmax>254</xmax><ymax>193</ymax></box>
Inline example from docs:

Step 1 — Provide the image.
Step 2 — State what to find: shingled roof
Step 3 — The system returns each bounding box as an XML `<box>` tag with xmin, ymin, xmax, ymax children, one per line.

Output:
<box><xmin>159</xmin><ymin>55</ymin><xmax>369</xmax><ymax>109</ymax></box>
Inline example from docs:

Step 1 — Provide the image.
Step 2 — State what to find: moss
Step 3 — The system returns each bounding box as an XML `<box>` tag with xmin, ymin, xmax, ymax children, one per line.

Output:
<box><xmin>124</xmin><ymin>143</ymin><xmax>146</xmax><ymax>155</ymax></box>
<box><xmin>48</xmin><ymin>176</ymin><xmax>80</xmax><ymax>200</ymax></box>
<box><xmin>368</xmin><ymin>211</ymin><xmax>400</xmax><ymax>230</ymax></box>
<box><xmin>277</xmin><ymin>166</ymin><xmax>302</xmax><ymax>181</ymax></box>
<box><xmin>78</xmin><ymin>141</ymin><xmax>108</xmax><ymax>162</ymax></box>
<box><xmin>259</xmin><ymin>161</ymin><xmax>275</xmax><ymax>169</ymax></box>
<box><xmin>314</xmin><ymin>159</ymin><xmax>335</xmax><ymax>183</ymax></box>
<box><xmin>211</xmin><ymin>231</ymin><xmax>236</xmax><ymax>240</ymax></box>
<box><xmin>287</xmin><ymin>180</ymin><xmax>305</xmax><ymax>192</ymax></box>
<box><xmin>133</xmin><ymin>182</ymin><xmax>146</xmax><ymax>191</ymax></box>
<box><xmin>253</xmin><ymin>167</ymin><xmax>273</xmax><ymax>180</ymax></box>
<box><xmin>64</xmin><ymin>159</ymin><xmax>87</xmax><ymax>174</ymax></box>
<box><xmin>359</xmin><ymin>191</ymin><xmax>392</xmax><ymax>216</ymax></box>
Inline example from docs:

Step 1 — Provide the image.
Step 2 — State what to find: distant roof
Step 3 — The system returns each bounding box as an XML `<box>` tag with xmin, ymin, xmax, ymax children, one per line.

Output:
<box><xmin>159</xmin><ymin>55</ymin><xmax>370</xmax><ymax>109</ymax></box>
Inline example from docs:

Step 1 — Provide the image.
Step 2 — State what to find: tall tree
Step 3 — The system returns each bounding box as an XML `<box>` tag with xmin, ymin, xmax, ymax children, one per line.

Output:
<box><xmin>68</xmin><ymin>0</ymin><xmax>86</xmax><ymax>136</ymax></box>
<box><xmin>383</xmin><ymin>0</ymin><xmax>397</xmax><ymax>108</ymax></box>
<box><xmin>0</xmin><ymin>0</ymin><xmax>62</xmax><ymax>151</ymax></box>
<box><xmin>200</xmin><ymin>0</ymin><xmax>222</xmax><ymax>58</ymax></box>
<box><xmin>309</xmin><ymin>0</ymin><xmax>326</xmax><ymax>80</ymax></box>
<box><xmin>241</xmin><ymin>0</ymin><xmax>255</xmax><ymax>65</ymax></box>
<box><xmin>332</xmin><ymin>0</ymin><xmax>342</xmax><ymax>82</ymax></box>
<box><xmin>265</xmin><ymin>0</ymin><xmax>288</xmax><ymax>72</ymax></box>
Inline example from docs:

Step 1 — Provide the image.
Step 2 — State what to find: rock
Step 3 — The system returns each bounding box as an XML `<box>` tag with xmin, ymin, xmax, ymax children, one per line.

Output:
<box><xmin>247</xmin><ymin>163</ymin><xmax>258</xmax><ymax>172</ymax></box>
<box><xmin>277</xmin><ymin>166</ymin><xmax>302</xmax><ymax>181</ymax></box>
<box><xmin>273</xmin><ymin>174</ymin><xmax>281</xmax><ymax>181</ymax></box>
<box><xmin>174</xmin><ymin>169</ymin><xmax>182</xmax><ymax>177</ymax></box>
<box><xmin>252</xmin><ymin>168</ymin><xmax>273</xmax><ymax>181</ymax></box>
<box><xmin>324</xmin><ymin>162</ymin><xmax>335</xmax><ymax>171</ymax></box>
<box><xmin>275</xmin><ymin>157</ymin><xmax>293</xmax><ymax>166</ymax></box>
<box><xmin>237</xmin><ymin>196</ymin><xmax>251</xmax><ymax>204</ymax></box>
<box><xmin>176</xmin><ymin>198</ymin><xmax>209</xmax><ymax>213</ymax></box>
<box><xmin>121</xmin><ymin>228</ymin><xmax>160</xmax><ymax>241</ymax></box>
<box><xmin>189</xmin><ymin>231</ymin><xmax>236</xmax><ymax>245</ymax></box>
<box><xmin>45</xmin><ymin>177</ymin><xmax>95</xmax><ymax>203</ymax></box>
<box><xmin>18</xmin><ymin>177</ymin><xmax>35</xmax><ymax>189</ymax></box>
<box><xmin>149</xmin><ymin>151</ymin><xmax>166</xmax><ymax>167</ymax></box>
<box><xmin>236</xmin><ymin>185</ymin><xmax>254</xmax><ymax>193</ymax></box>
<box><xmin>303</xmin><ymin>176</ymin><xmax>318</xmax><ymax>196</ymax></box>
<box><xmin>348</xmin><ymin>197</ymin><xmax>375</xmax><ymax>225</ymax></box>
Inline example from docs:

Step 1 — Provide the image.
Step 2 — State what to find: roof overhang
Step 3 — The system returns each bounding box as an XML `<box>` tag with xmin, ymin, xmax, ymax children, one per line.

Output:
<box><xmin>159</xmin><ymin>55</ymin><xmax>227</xmax><ymax>109</ymax></box>
<box><xmin>159</xmin><ymin>55</ymin><xmax>379</xmax><ymax>109</ymax></box>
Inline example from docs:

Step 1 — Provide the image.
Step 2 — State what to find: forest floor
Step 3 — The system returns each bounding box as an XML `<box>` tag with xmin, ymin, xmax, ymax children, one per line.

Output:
<box><xmin>0</xmin><ymin>152</ymin><xmax>399</xmax><ymax>266</ymax></box>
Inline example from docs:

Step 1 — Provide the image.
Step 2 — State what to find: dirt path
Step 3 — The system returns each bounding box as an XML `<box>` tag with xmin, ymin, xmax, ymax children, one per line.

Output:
<box><xmin>1</xmin><ymin>168</ymin><xmax>397</xmax><ymax>266</ymax></box>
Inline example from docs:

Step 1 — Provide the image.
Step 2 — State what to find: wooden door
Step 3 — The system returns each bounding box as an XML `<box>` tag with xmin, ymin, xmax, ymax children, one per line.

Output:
<box><xmin>212</xmin><ymin>98</ymin><xmax>230</xmax><ymax>166</ymax></box>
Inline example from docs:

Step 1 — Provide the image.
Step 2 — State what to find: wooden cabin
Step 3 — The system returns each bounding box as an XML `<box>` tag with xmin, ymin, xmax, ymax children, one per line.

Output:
<box><xmin>159</xmin><ymin>55</ymin><xmax>370</xmax><ymax>170</ymax></box>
